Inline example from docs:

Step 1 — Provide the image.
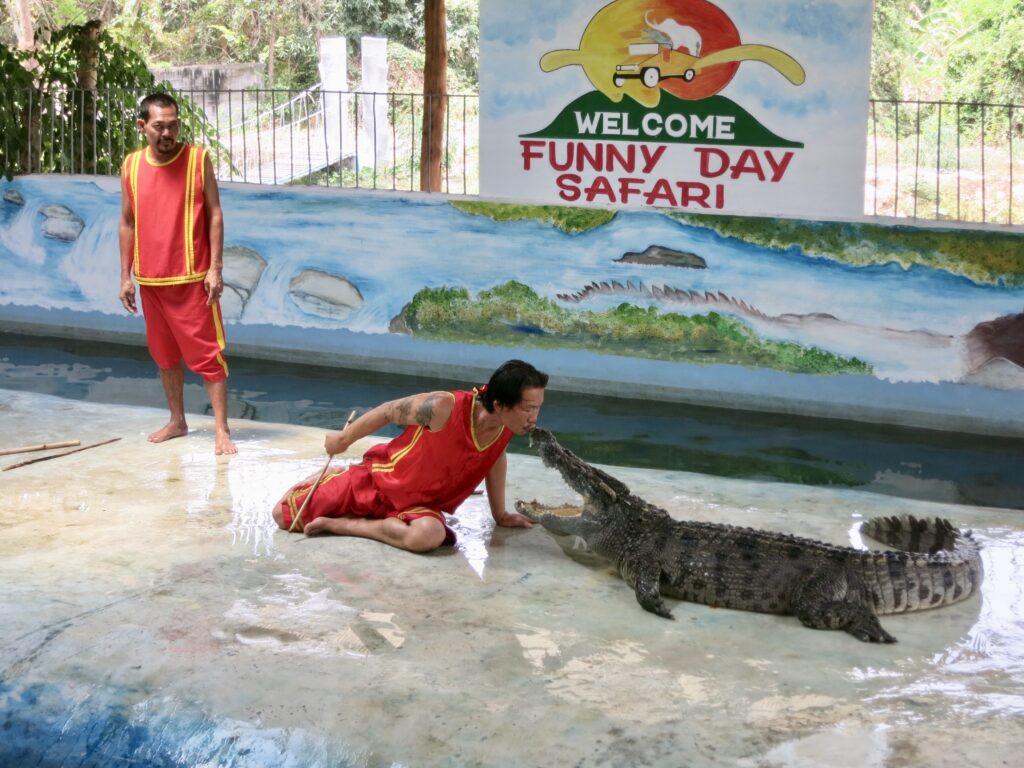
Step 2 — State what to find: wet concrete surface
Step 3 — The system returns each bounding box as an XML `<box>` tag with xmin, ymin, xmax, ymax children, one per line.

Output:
<box><xmin>1</xmin><ymin>389</ymin><xmax>1022</xmax><ymax>767</ymax></box>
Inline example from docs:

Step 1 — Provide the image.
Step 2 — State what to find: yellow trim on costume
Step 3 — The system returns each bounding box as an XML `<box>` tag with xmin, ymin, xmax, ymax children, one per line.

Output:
<box><xmin>469</xmin><ymin>390</ymin><xmax>505</xmax><ymax>451</ymax></box>
<box><xmin>286</xmin><ymin>466</ymin><xmax>350</xmax><ymax>520</ymax></box>
<box><xmin>211</xmin><ymin>301</ymin><xmax>226</xmax><ymax>349</ymax></box>
<box><xmin>128</xmin><ymin>150</ymin><xmax>143</xmax><ymax>277</ymax></box>
<box><xmin>211</xmin><ymin>301</ymin><xmax>229</xmax><ymax>377</ymax></box>
<box><xmin>144</xmin><ymin>143</ymin><xmax>186</xmax><ymax>167</ymax></box>
<box><xmin>396</xmin><ymin>508</ymin><xmax>445</xmax><ymax>525</ymax></box>
<box><xmin>185</xmin><ymin>145</ymin><xmax>198</xmax><ymax>276</ymax></box>
<box><xmin>369</xmin><ymin>426</ymin><xmax>425</xmax><ymax>474</ymax></box>
<box><xmin>135</xmin><ymin>271</ymin><xmax>207</xmax><ymax>286</ymax></box>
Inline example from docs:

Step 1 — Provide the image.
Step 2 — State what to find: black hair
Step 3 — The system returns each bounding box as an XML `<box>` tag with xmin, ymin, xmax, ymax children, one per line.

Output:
<box><xmin>479</xmin><ymin>360</ymin><xmax>548</xmax><ymax>413</ymax></box>
<box><xmin>139</xmin><ymin>93</ymin><xmax>179</xmax><ymax>122</ymax></box>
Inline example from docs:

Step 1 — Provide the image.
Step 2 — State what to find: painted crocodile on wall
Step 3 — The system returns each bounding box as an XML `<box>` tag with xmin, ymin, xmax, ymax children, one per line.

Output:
<box><xmin>516</xmin><ymin>428</ymin><xmax>983</xmax><ymax>643</ymax></box>
<box><xmin>557</xmin><ymin>278</ymin><xmax>1024</xmax><ymax>388</ymax></box>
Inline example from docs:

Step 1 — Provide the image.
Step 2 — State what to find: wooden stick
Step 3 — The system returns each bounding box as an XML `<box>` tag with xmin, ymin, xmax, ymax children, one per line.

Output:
<box><xmin>0</xmin><ymin>440</ymin><xmax>81</xmax><ymax>457</ymax></box>
<box><xmin>3</xmin><ymin>438</ymin><xmax>121</xmax><ymax>471</ymax></box>
<box><xmin>288</xmin><ymin>455</ymin><xmax>333</xmax><ymax>533</ymax></box>
<box><xmin>288</xmin><ymin>410</ymin><xmax>357</xmax><ymax>533</ymax></box>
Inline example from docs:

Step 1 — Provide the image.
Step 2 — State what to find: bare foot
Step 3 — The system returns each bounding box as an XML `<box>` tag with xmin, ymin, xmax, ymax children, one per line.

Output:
<box><xmin>215</xmin><ymin>429</ymin><xmax>237</xmax><ymax>455</ymax></box>
<box><xmin>149</xmin><ymin>421</ymin><xmax>188</xmax><ymax>443</ymax></box>
<box><xmin>303</xmin><ymin>517</ymin><xmax>332</xmax><ymax>536</ymax></box>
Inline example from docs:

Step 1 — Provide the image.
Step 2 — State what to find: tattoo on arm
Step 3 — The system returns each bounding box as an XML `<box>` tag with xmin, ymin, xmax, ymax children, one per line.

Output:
<box><xmin>415</xmin><ymin>394</ymin><xmax>439</xmax><ymax>427</ymax></box>
<box><xmin>393</xmin><ymin>397</ymin><xmax>413</xmax><ymax>425</ymax></box>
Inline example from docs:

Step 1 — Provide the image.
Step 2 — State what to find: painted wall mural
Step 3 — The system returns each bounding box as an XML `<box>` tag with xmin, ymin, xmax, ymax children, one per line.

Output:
<box><xmin>479</xmin><ymin>0</ymin><xmax>874</xmax><ymax>219</ymax></box>
<box><xmin>1</xmin><ymin>176</ymin><xmax>1022</xmax><ymax>433</ymax></box>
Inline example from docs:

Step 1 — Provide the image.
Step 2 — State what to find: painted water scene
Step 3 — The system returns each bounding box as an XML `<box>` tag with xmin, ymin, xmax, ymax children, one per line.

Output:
<box><xmin>2</xmin><ymin>175</ymin><xmax>1023</xmax><ymax>394</ymax></box>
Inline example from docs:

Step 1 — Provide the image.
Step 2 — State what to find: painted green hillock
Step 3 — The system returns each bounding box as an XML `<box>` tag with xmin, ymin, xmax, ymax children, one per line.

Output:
<box><xmin>401</xmin><ymin>281</ymin><xmax>872</xmax><ymax>375</ymax></box>
<box><xmin>668</xmin><ymin>212</ymin><xmax>1024</xmax><ymax>287</ymax></box>
<box><xmin>450</xmin><ymin>200</ymin><xmax>616</xmax><ymax>234</ymax></box>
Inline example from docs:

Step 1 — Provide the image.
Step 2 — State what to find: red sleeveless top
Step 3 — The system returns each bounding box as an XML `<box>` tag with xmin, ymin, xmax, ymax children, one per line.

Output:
<box><xmin>365</xmin><ymin>389</ymin><xmax>513</xmax><ymax>514</ymax></box>
<box><xmin>122</xmin><ymin>144</ymin><xmax>211</xmax><ymax>286</ymax></box>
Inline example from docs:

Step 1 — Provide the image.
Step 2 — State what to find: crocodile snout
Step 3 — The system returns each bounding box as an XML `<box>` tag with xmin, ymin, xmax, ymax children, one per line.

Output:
<box><xmin>528</xmin><ymin>427</ymin><xmax>556</xmax><ymax>447</ymax></box>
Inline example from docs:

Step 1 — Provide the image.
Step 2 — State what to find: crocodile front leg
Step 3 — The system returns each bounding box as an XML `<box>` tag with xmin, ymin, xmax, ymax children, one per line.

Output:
<box><xmin>618</xmin><ymin>555</ymin><xmax>673</xmax><ymax>619</ymax></box>
<box><xmin>793</xmin><ymin>568</ymin><xmax>897</xmax><ymax>643</ymax></box>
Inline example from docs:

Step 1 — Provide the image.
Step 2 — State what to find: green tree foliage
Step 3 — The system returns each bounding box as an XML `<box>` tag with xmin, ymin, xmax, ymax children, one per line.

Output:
<box><xmin>0</xmin><ymin>21</ymin><xmax>219</xmax><ymax>178</ymax></box>
<box><xmin>127</xmin><ymin>0</ymin><xmax>429</xmax><ymax>89</ymax></box>
<box><xmin>338</xmin><ymin>0</ymin><xmax>423</xmax><ymax>50</ymax></box>
<box><xmin>871</xmin><ymin>0</ymin><xmax>1024</xmax><ymax>105</ymax></box>
<box><xmin>5</xmin><ymin>2</ymin><xmax>1020</xmax><ymax>111</ymax></box>
<box><xmin>2</xmin><ymin>1</ymin><xmax>477</xmax><ymax>90</ymax></box>
<box><xmin>445</xmin><ymin>0</ymin><xmax>478</xmax><ymax>91</ymax></box>
<box><xmin>450</xmin><ymin>200</ymin><xmax>616</xmax><ymax>233</ymax></box>
<box><xmin>937</xmin><ymin>0</ymin><xmax>1024</xmax><ymax>105</ymax></box>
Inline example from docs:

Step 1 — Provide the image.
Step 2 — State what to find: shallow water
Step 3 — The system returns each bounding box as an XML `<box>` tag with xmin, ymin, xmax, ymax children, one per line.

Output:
<box><xmin>2</xmin><ymin>330</ymin><xmax>1024</xmax><ymax>510</ymax></box>
<box><xmin>1</xmin><ymin>388</ymin><xmax>1022</xmax><ymax>767</ymax></box>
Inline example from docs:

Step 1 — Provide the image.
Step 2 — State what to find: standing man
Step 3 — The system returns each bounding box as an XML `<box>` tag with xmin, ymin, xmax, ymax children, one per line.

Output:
<box><xmin>119</xmin><ymin>93</ymin><xmax>236</xmax><ymax>455</ymax></box>
<box><xmin>272</xmin><ymin>360</ymin><xmax>549</xmax><ymax>553</ymax></box>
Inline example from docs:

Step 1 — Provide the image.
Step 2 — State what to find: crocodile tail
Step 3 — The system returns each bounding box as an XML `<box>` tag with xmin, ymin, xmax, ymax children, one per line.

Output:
<box><xmin>862</xmin><ymin>514</ymin><xmax>976</xmax><ymax>557</ymax></box>
<box><xmin>860</xmin><ymin>515</ymin><xmax>982</xmax><ymax>615</ymax></box>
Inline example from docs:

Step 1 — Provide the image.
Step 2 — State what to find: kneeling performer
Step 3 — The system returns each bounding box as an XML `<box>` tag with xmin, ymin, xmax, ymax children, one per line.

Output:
<box><xmin>272</xmin><ymin>360</ymin><xmax>548</xmax><ymax>553</ymax></box>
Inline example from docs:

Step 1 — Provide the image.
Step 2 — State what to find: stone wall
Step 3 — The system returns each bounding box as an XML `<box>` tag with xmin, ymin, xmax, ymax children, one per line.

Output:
<box><xmin>152</xmin><ymin>63</ymin><xmax>265</xmax><ymax>118</ymax></box>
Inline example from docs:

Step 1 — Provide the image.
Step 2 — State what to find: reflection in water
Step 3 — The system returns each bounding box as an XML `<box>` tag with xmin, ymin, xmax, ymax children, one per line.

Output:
<box><xmin>860</xmin><ymin>529</ymin><xmax>1024</xmax><ymax>724</ymax></box>
<box><xmin>2</xmin><ymin>331</ymin><xmax>1024</xmax><ymax>510</ymax></box>
<box><xmin>450</xmin><ymin>494</ymin><xmax>494</xmax><ymax>579</ymax></box>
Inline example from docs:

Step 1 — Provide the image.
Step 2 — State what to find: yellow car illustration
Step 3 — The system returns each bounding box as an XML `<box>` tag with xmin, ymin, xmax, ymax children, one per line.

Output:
<box><xmin>614</xmin><ymin>42</ymin><xmax>806</xmax><ymax>90</ymax></box>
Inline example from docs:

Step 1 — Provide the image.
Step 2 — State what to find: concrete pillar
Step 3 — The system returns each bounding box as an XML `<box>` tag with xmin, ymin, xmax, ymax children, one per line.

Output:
<box><xmin>358</xmin><ymin>36</ymin><xmax>391</xmax><ymax>171</ymax></box>
<box><xmin>319</xmin><ymin>36</ymin><xmax>352</xmax><ymax>165</ymax></box>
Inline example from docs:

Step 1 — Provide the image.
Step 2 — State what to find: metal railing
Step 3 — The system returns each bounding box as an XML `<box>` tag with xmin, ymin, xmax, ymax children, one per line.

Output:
<box><xmin>2</xmin><ymin>86</ymin><xmax>1020</xmax><ymax>224</ymax></box>
<box><xmin>1</xmin><ymin>86</ymin><xmax>480</xmax><ymax>195</ymax></box>
<box><xmin>867</xmin><ymin>99</ymin><xmax>1021</xmax><ymax>225</ymax></box>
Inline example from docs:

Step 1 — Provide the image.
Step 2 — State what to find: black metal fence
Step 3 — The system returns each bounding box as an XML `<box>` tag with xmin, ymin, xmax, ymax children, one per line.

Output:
<box><xmin>1</xmin><ymin>86</ymin><xmax>480</xmax><ymax>195</ymax></box>
<box><xmin>2</xmin><ymin>86</ymin><xmax>1021</xmax><ymax>225</ymax></box>
<box><xmin>867</xmin><ymin>99</ymin><xmax>1021</xmax><ymax>225</ymax></box>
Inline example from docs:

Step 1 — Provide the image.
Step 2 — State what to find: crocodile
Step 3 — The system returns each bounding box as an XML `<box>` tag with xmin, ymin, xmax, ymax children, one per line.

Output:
<box><xmin>515</xmin><ymin>428</ymin><xmax>983</xmax><ymax>643</ymax></box>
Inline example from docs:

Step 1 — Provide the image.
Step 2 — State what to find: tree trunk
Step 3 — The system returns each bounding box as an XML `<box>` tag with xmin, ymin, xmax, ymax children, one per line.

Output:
<box><xmin>76</xmin><ymin>20</ymin><xmax>103</xmax><ymax>174</ymax></box>
<box><xmin>268</xmin><ymin>14</ymin><xmax>277</xmax><ymax>84</ymax></box>
<box><xmin>76</xmin><ymin>20</ymin><xmax>103</xmax><ymax>91</ymax></box>
<box><xmin>420</xmin><ymin>0</ymin><xmax>447</xmax><ymax>192</ymax></box>
<box><xmin>9</xmin><ymin>0</ymin><xmax>34</xmax><ymax>51</ymax></box>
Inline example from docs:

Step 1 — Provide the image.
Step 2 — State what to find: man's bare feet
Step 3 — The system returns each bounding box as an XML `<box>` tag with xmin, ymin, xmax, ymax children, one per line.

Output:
<box><xmin>215</xmin><ymin>429</ymin><xmax>238</xmax><ymax>455</ymax></box>
<box><xmin>303</xmin><ymin>517</ymin><xmax>362</xmax><ymax>537</ymax></box>
<box><xmin>303</xmin><ymin>517</ymin><xmax>333</xmax><ymax>536</ymax></box>
<box><xmin>148</xmin><ymin>421</ymin><xmax>188</xmax><ymax>443</ymax></box>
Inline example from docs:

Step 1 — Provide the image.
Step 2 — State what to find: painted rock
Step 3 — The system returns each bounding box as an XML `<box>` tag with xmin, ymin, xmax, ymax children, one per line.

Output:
<box><xmin>289</xmin><ymin>269</ymin><xmax>364</xmax><ymax>319</ymax></box>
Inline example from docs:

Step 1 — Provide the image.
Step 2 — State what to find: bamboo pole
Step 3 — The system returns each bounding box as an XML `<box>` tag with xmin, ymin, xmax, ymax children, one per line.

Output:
<box><xmin>0</xmin><ymin>440</ymin><xmax>81</xmax><ymax>457</ymax></box>
<box><xmin>3</xmin><ymin>438</ymin><xmax>120</xmax><ymax>471</ymax></box>
<box><xmin>288</xmin><ymin>410</ymin><xmax>357</xmax><ymax>533</ymax></box>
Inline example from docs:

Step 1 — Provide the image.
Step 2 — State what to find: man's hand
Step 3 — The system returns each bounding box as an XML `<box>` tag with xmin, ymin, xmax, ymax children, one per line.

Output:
<box><xmin>204</xmin><ymin>269</ymin><xmax>224</xmax><ymax>306</ymax></box>
<box><xmin>492</xmin><ymin>511</ymin><xmax>533</xmax><ymax>528</ymax></box>
<box><xmin>119</xmin><ymin>278</ymin><xmax>137</xmax><ymax>314</ymax></box>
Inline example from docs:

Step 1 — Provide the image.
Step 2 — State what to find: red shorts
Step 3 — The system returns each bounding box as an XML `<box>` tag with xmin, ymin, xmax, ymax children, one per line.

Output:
<box><xmin>140</xmin><ymin>282</ymin><xmax>229</xmax><ymax>382</ymax></box>
<box><xmin>278</xmin><ymin>462</ymin><xmax>456</xmax><ymax>545</ymax></box>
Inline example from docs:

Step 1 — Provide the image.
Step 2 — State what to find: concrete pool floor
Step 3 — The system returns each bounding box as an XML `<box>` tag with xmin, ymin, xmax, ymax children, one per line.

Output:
<box><xmin>1</xmin><ymin>388</ymin><xmax>1022</xmax><ymax>767</ymax></box>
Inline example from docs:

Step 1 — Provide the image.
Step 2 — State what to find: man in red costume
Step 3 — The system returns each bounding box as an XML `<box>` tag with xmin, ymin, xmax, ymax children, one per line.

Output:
<box><xmin>118</xmin><ymin>93</ymin><xmax>236</xmax><ymax>455</ymax></box>
<box><xmin>272</xmin><ymin>360</ymin><xmax>549</xmax><ymax>553</ymax></box>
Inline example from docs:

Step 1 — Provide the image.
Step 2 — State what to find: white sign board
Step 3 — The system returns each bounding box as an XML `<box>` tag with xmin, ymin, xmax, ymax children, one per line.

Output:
<box><xmin>480</xmin><ymin>0</ymin><xmax>874</xmax><ymax>219</ymax></box>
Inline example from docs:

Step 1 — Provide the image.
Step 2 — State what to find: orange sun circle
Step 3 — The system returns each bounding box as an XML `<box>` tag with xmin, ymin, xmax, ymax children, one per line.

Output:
<box><xmin>645</xmin><ymin>0</ymin><xmax>741</xmax><ymax>100</ymax></box>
